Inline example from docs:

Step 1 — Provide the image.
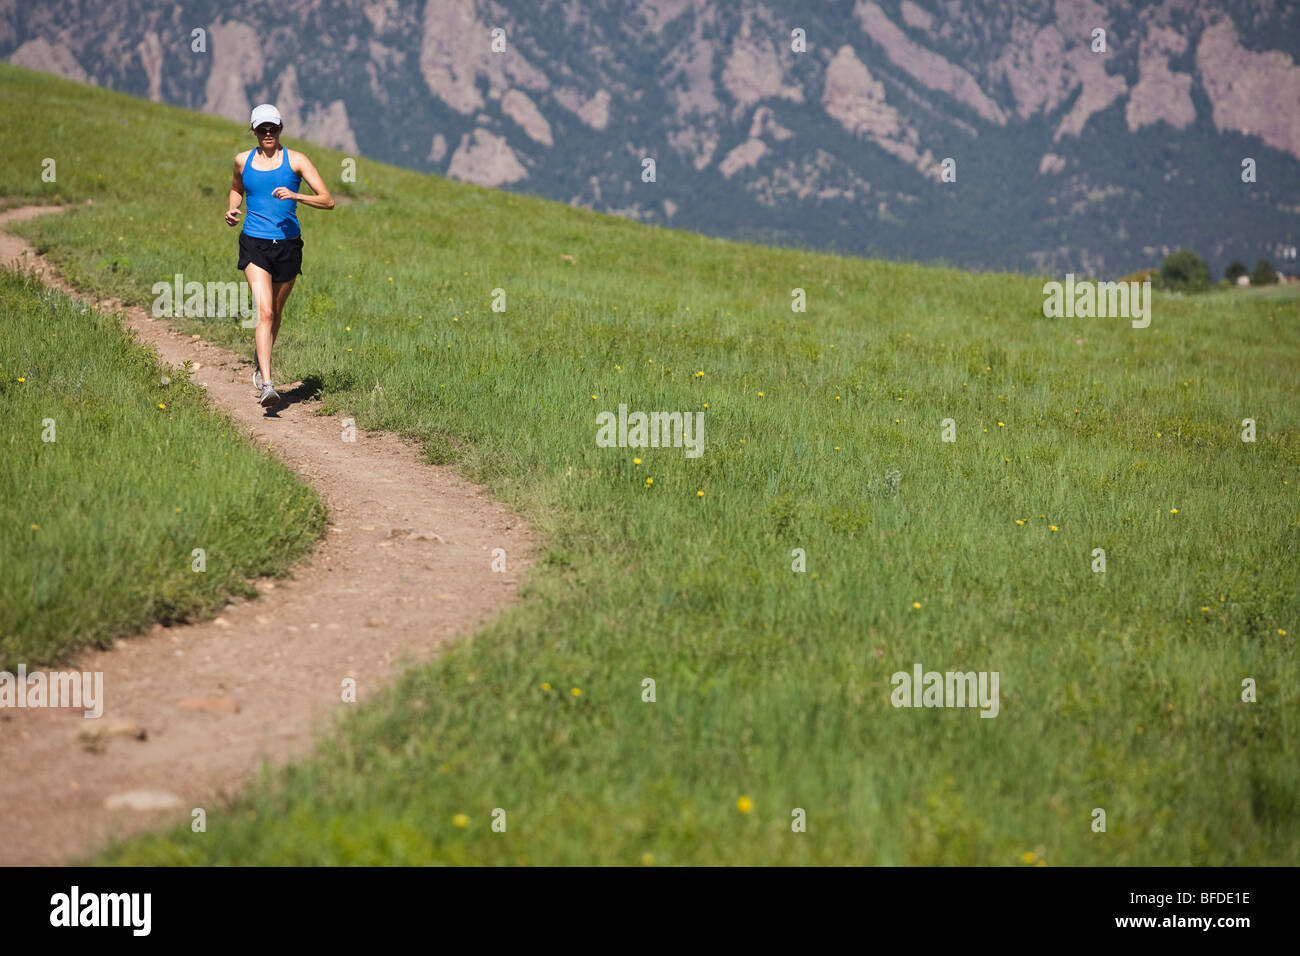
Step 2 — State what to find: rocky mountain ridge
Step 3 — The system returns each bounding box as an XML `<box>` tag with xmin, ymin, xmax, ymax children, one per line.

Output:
<box><xmin>4</xmin><ymin>0</ymin><xmax>1297</xmax><ymax>275</ymax></box>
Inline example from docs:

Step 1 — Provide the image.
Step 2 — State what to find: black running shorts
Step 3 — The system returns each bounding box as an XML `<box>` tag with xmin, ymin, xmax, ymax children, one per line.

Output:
<box><xmin>237</xmin><ymin>232</ymin><xmax>303</xmax><ymax>283</ymax></box>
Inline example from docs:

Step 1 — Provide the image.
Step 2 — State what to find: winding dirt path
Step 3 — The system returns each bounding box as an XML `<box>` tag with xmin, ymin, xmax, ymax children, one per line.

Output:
<box><xmin>0</xmin><ymin>204</ymin><xmax>534</xmax><ymax>865</ymax></box>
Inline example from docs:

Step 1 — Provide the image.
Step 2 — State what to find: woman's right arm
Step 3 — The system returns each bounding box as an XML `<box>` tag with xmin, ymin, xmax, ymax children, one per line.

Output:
<box><xmin>225</xmin><ymin>155</ymin><xmax>244</xmax><ymax>227</ymax></box>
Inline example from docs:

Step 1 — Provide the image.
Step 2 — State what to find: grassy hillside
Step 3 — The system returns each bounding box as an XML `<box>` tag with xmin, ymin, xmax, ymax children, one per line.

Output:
<box><xmin>0</xmin><ymin>269</ymin><xmax>327</xmax><ymax>670</ymax></box>
<box><xmin>2</xmin><ymin>63</ymin><xmax>1297</xmax><ymax>864</ymax></box>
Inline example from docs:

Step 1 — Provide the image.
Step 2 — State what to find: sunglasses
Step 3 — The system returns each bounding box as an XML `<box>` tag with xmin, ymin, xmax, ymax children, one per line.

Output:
<box><xmin>254</xmin><ymin>125</ymin><xmax>281</xmax><ymax>136</ymax></box>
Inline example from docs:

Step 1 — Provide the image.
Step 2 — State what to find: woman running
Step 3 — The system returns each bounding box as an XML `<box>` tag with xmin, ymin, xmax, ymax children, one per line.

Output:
<box><xmin>225</xmin><ymin>103</ymin><xmax>334</xmax><ymax>407</ymax></box>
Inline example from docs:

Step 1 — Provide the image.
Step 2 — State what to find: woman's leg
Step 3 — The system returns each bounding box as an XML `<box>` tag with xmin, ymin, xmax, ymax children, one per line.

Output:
<box><xmin>270</xmin><ymin>278</ymin><xmax>296</xmax><ymax>346</ymax></box>
<box><xmin>244</xmin><ymin>263</ymin><xmax>274</xmax><ymax>383</ymax></box>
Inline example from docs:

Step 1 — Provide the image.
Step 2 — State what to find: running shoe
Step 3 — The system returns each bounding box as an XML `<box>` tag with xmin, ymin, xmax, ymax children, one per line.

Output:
<box><xmin>258</xmin><ymin>382</ymin><xmax>280</xmax><ymax>407</ymax></box>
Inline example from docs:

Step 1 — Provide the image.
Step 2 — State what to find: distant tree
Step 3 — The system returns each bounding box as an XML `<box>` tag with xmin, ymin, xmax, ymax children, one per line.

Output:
<box><xmin>1159</xmin><ymin>250</ymin><xmax>1211</xmax><ymax>293</ymax></box>
<box><xmin>1251</xmin><ymin>259</ymin><xmax>1278</xmax><ymax>285</ymax></box>
<box><xmin>1224</xmin><ymin>260</ymin><xmax>1249</xmax><ymax>283</ymax></box>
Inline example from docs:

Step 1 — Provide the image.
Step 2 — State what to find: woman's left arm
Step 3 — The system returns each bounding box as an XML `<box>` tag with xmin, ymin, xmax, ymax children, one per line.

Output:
<box><xmin>277</xmin><ymin>151</ymin><xmax>335</xmax><ymax>210</ymax></box>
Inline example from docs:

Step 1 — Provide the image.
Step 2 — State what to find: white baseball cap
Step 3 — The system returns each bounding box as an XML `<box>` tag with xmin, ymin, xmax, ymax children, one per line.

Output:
<box><xmin>249</xmin><ymin>104</ymin><xmax>282</xmax><ymax>129</ymax></box>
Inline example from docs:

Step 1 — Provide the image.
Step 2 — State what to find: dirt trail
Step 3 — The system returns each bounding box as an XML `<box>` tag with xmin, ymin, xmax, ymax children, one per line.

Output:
<box><xmin>0</xmin><ymin>204</ymin><xmax>534</xmax><ymax>865</ymax></box>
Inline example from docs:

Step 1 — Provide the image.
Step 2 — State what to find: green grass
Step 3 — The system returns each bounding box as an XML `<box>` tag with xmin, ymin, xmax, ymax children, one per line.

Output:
<box><xmin>2</xmin><ymin>63</ymin><xmax>1297</xmax><ymax>864</ymax></box>
<box><xmin>0</xmin><ymin>269</ymin><xmax>328</xmax><ymax>668</ymax></box>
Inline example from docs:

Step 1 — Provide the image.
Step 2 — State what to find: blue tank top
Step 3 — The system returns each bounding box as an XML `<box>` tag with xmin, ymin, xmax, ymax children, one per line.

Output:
<box><xmin>241</xmin><ymin>148</ymin><xmax>302</xmax><ymax>239</ymax></box>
